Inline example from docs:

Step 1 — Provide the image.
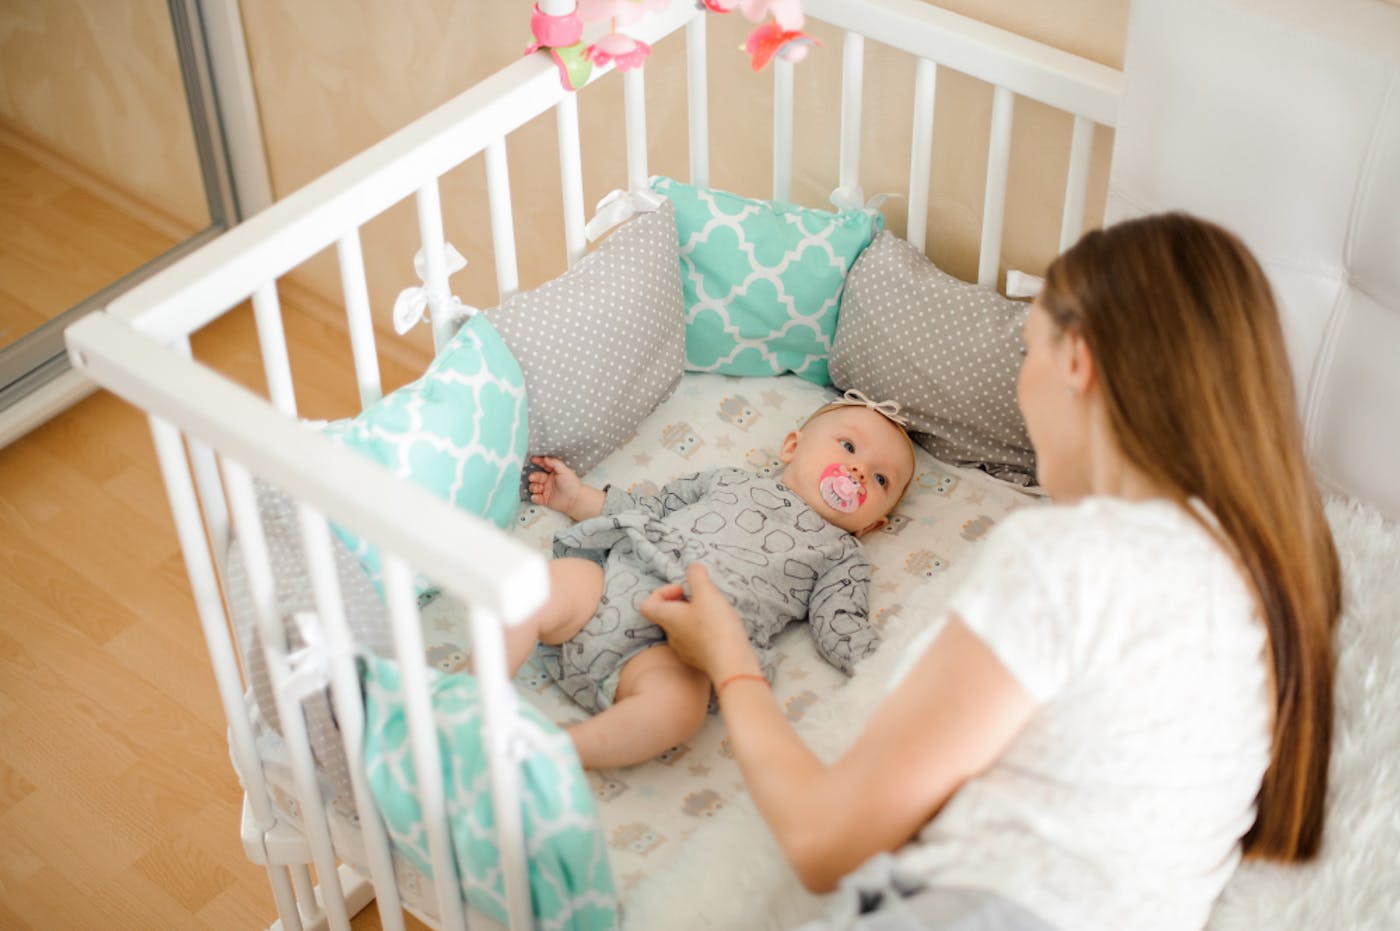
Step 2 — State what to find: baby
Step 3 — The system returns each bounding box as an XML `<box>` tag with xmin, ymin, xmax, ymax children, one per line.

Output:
<box><xmin>506</xmin><ymin>393</ymin><xmax>917</xmax><ymax>769</ymax></box>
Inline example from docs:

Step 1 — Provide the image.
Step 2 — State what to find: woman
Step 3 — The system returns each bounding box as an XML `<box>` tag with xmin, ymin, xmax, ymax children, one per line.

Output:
<box><xmin>640</xmin><ymin>213</ymin><xmax>1340</xmax><ymax>931</ymax></box>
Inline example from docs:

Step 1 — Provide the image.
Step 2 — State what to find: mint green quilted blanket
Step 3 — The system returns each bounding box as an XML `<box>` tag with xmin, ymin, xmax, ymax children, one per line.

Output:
<box><xmin>361</xmin><ymin>655</ymin><xmax>617</xmax><ymax>929</ymax></box>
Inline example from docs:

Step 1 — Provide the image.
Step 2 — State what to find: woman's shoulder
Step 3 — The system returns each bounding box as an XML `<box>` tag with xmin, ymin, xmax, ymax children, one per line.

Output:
<box><xmin>998</xmin><ymin>496</ymin><xmax>1209</xmax><ymax>547</ymax></box>
<box><xmin>954</xmin><ymin>496</ymin><xmax>1261</xmax><ymax>701</ymax></box>
<box><xmin>985</xmin><ymin>497</ymin><xmax>1239</xmax><ymax>592</ymax></box>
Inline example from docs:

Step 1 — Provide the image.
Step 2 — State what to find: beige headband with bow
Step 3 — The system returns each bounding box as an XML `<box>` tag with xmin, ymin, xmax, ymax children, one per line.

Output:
<box><xmin>827</xmin><ymin>388</ymin><xmax>911</xmax><ymax>430</ymax></box>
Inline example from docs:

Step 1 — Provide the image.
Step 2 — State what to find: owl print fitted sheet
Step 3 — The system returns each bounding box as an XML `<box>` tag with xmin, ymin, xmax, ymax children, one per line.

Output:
<box><xmin>421</xmin><ymin>371</ymin><xmax>1039</xmax><ymax>899</ymax></box>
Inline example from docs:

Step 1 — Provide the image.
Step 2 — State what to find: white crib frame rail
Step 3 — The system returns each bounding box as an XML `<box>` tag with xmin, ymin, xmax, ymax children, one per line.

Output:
<box><xmin>65</xmin><ymin>1</ymin><xmax>1119</xmax><ymax>928</ymax></box>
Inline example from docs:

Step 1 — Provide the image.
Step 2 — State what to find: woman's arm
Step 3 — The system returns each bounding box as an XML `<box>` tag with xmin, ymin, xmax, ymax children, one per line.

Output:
<box><xmin>642</xmin><ymin>564</ymin><xmax>1035</xmax><ymax>892</ymax></box>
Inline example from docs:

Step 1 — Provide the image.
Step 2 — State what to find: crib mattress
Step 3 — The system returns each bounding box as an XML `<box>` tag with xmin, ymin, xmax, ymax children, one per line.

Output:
<box><xmin>259</xmin><ymin>371</ymin><xmax>1037</xmax><ymax>920</ymax></box>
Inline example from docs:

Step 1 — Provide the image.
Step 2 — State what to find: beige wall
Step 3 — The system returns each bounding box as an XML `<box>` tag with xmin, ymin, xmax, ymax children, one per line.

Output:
<box><xmin>0</xmin><ymin>0</ymin><xmax>208</xmax><ymax>231</ymax></box>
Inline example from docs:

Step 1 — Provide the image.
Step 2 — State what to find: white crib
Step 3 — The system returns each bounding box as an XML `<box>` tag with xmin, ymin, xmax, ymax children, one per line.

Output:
<box><xmin>62</xmin><ymin>0</ymin><xmax>1400</xmax><ymax>925</ymax></box>
<box><xmin>63</xmin><ymin>4</ymin><xmax>1118</xmax><ymax>928</ymax></box>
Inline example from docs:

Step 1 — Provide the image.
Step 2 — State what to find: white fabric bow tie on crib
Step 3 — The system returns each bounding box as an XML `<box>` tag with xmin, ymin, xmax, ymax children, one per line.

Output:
<box><xmin>281</xmin><ymin>610</ymin><xmax>339</xmax><ymax>701</ymax></box>
<box><xmin>829</xmin><ymin>185</ymin><xmax>895</xmax><ymax>213</ymax></box>
<box><xmin>1004</xmin><ymin>270</ymin><xmax>1044</xmax><ymax>300</ymax></box>
<box><xmin>392</xmin><ymin>242</ymin><xmax>478</xmax><ymax>334</ymax></box>
<box><xmin>584</xmin><ymin>187</ymin><xmax>666</xmax><ymax>241</ymax></box>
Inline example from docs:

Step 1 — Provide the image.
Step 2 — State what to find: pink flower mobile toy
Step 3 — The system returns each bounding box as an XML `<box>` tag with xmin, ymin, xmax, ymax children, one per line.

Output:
<box><xmin>704</xmin><ymin>0</ymin><xmax>818</xmax><ymax>70</ymax></box>
<box><xmin>525</xmin><ymin>0</ymin><xmax>812</xmax><ymax>90</ymax></box>
<box><xmin>524</xmin><ymin>1</ymin><xmax>594</xmax><ymax>90</ymax></box>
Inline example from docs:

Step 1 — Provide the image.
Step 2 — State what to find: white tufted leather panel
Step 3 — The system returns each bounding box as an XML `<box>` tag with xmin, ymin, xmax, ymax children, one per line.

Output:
<box><xmin>1105</xmin><ymin>0</ymin><xmax>1400</xmax><ymax>521</ymax></box>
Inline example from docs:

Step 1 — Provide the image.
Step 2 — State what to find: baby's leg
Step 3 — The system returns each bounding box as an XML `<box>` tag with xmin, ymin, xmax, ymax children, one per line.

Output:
<box><xmin>502</xmin><ymin>558</ymin><xmax>605</xmax><ymax>676</ymax></box>
<box><xmin>568</xmin><ymin>644</ymin><xmax>711</xmax><ymax>770</ymax></box>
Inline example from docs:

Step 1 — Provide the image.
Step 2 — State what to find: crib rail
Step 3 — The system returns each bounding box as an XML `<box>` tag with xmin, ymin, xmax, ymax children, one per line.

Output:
<box><xmin>66</xmin><ymin>1</ymin><xmax>1120</xmax><ymax>928</ymax></box>
<box><xmin>809</xmin><ymin>0</ymin><xmax>1119</xmax><ymax>123</ymax></box>
<box><xmin>68</xmin><ymin>315</ymin><xmax>548</xmax><ymax>619</ymax></box>
<box><xmin>69</xmin><ymin>312</ymin><xmax>548</xmax><ymax>929</ymax></box>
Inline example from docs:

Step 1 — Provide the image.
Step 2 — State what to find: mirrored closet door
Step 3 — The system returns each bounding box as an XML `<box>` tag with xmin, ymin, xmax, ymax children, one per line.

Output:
<box><xmin>0</xmin><ymin>0</ymin><xmax>252</xmax><ymax>443</ymax></box>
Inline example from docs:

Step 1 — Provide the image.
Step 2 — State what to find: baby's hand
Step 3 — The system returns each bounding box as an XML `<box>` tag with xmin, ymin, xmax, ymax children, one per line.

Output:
<box><xmin>527</xmin><ymin>456</ymin><xmax>584</xmax><ymax>514</ymax></box>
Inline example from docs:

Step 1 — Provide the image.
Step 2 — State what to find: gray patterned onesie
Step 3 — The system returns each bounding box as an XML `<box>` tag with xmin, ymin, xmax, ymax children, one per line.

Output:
<box><xmin>537</xmin><ymin>467</ymin><xmax>881</xmax><ymax>712</ymax></box>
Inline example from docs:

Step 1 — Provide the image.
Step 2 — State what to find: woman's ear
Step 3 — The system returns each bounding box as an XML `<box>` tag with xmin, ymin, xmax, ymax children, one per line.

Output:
<box><xmin>1062</xmin><ymin>330</ymin><xmax>1096</xmax><ymax>396</ymax></box>
<box><xmin>779</xmin><ymin>430</ymin><xmax>800</xmax><ymax>463</ymax></box>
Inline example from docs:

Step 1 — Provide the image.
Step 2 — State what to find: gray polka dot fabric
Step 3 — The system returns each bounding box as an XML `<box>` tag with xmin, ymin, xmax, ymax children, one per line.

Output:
<box><xmin>487</xmin><ymin>202</ymin><xmax>685</xmax><ymax>487</ymax></box>
<box><xmin>226</xmin><ymin>480</ymin><xmax>392</xmax><ymax>803</ymax></box>
<box><xmin>830</xmin><ymin>231</ymin><xmax>1036</xmax><ymax>485</ymax></box>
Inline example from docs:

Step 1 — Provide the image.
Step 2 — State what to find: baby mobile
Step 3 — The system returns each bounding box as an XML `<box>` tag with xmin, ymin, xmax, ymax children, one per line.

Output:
<box><xmin>526</xmin><ymin>0</ymin><xmax>816</xmax><ymax>91</ymax></box>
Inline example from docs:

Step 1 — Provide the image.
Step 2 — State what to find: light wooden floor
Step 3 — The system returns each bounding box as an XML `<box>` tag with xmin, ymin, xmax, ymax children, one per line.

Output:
<box><xmin>0</xmin><ymin>140</ymin><xmax>177</xmax><ymax>341</ymax></box>
<box><xmin>0</xmin><ymin>148</ymin><xmax>432</xmax><ymax>928</ymax></box>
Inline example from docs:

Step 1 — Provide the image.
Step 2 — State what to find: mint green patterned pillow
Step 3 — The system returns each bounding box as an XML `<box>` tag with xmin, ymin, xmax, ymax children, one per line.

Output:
<box><xmin>320</xmin><ymin>313</ymin><xmax>527</xmax><ymax>598</ymax></box>
<box><xmin>653</xmin><ymin>175</ymin><xmax>883</xmax><ymax>385</ymax></box>
<box><xmin>361</xmin><ymin>654</ymin><xmax>618</xmax><ymax>930</ymax></box>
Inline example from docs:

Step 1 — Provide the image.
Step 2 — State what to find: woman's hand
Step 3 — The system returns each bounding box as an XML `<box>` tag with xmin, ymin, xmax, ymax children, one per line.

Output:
<box><xmin>640</xmin><ymin>563</ymin><xmax>759</xmax><ymax>681</ymax></box>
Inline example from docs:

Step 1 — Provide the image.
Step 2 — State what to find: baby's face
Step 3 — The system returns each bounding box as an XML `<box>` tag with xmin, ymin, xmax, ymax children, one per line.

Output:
<box><xmin>778</xmin><ymin>406</ymin><xmax>915</xmax><ymax>536</ymax></box>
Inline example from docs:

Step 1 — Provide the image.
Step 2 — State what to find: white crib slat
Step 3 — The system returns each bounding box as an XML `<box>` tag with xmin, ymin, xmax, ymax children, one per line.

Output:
<box><xmin>773</xmin><ymin>58</ymin><xmax>795</xmax><ymax>203</ymax></box>
<box><xmin>1059</xmin><ymin>114</ymin><xmax>1094</xmax><ymax>252</ymax></box>
<box><xmin>414</xmin><ymin>181</ymin><xmax>456</xmax><ymax>354</ymax></box>
<box><xmin>485</xmin><ymin>138</ymin><xmax>520</xmax><ymax>301</ymax></box>
<box><xmin>906</xmin><ymin>58</ymin><xmax>938</xmax><ymax>252</ymax></box>
<box><xmin>290</xmin><ymin>867</ymin><xmax>319</xmax><ymax>917</ymax></box>
<box><xmin>687</xmin><ymin>13</ymin><xmax>710</xmax><ymax>188</ymax></box>
<box><xmin>381</xmin><ymin>555</ymin><xmax>469</xmax><ymax>930</ymax></box>
<box><xmin>267</xmin><ymin>867</ymin><xmax>307</xmax><ymax>931</ymax></box>
<box><xmin>252</xmin><ymin>281</ymin><xmax>298</xmax><ymax>416</ymax></box>
<box><xmin>624</xmin><ymin>67</ymin><xmax>648</xmax><ymax>191</ymax></box>
<box><xmin>222</xmin><ymin>458</ymin><xmax>352</xmax><ymax>930</ymax></box>
<box><xmin>556</xmin><ymin>95</ymin><xmax>588</xmax><ymax>266</ymax></box>
<box><xmin>295</xmin><ymin>503</ymin><xmax>407</xmax><ymax>930</ymax></box>
<box><xmin>470</xmin><ymin>602</ymin><xmax>532</xmax><ymax>930</ymax></box>
<box><xmin>978</xmin><ymin>85</ymin><xmax>1015</xmax><ymax>289</ymax></box>
<box><xmin>836</xmin><ymin>31</ymin><xmax>865</xmax><ymax>207</ymax></box>
<box><xmin>173</xmin><ymin>335</ymin><xmax>233</xmax><ymax>568</ymax></box>
<box><xmin>336</xmin><ymin>230</ymin><xmax>383</xmax><ymax>409</ymax></box>
<box><xmin>182</xmin><ymin>439</ymin><xmax>232</xmax><ymax>586</ymax></box>
<box><xmin>148</xmin><ymin>416</ymin><xmax>284</xmax><ymax>843</ymax></box>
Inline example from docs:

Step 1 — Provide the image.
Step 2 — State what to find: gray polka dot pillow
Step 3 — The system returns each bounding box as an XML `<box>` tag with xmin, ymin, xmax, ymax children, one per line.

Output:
<box><xmin>829</xmin><ymin>231</ymin><xmax>1036</xmax><ymax>485</ymax></box>
<box><xmin>487</xmin><ymin>201</ymin><xmax>685</xmax><ymax>486</ymax></box>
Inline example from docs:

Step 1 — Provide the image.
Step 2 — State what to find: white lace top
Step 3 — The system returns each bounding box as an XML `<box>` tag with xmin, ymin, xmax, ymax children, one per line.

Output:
<box><xmin>900</xmin><ymin>496</ymin><xmax>1272</xmax><ymax>931</ymax></box>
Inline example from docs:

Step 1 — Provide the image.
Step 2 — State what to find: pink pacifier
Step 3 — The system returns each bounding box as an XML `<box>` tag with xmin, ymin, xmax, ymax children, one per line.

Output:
<box><xmin>819</xmin><ymin>463</ymin><xmax>865</xmax><ymax>513</ymax></box>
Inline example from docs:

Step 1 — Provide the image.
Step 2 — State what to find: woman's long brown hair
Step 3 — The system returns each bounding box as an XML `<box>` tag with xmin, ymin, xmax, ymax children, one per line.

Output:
<box><xmin>1039</xmin><ymin>213</ymin><xmax>1341</xmax><ymax>861</ymax></box>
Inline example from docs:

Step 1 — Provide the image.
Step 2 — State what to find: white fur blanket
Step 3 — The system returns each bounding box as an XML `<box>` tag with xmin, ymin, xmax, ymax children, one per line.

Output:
<box><xmin>622</xmin><ymin>497</ymin><xmax>1400</xmax><ymax>930</ymax></box>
